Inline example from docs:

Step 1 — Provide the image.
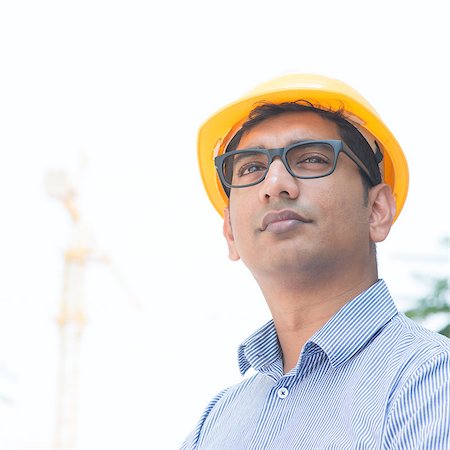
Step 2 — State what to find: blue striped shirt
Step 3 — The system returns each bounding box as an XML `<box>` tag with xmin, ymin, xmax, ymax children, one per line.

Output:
<box><xmin>181</xmin><ymin>280</ymin><xmax>450</xmax><ymax>449</ymax></box>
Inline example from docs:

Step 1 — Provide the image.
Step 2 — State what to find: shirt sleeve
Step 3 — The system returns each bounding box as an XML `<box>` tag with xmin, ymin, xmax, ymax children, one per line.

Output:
<box><xmin>179</xmin><ymin>387</ymin><xmax>230</xmax><ymax>450</ymax></box>
<box><xmin>383</xmin><ymin>351</ymin><xmax>450</xmax><ymax>449</ymax></box>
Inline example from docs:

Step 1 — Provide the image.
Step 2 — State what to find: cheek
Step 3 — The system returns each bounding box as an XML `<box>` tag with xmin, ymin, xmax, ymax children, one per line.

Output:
<box><xmin>229</xmin><ymin>189</ymin><xmax>257</xmax><ymax>225</ymax></box>
<box><xmin>231</xmin><ymin>215</ymin><xmax>253</xmax><ymax>249</ymax></box>
<box><xmin>228</xmin><ymin>200</ymin><xmax>262</xmax><ymax>263</ymax></box>
<box><xmin>229</xmin><ymin>200</ymin><xmax>252</xmax><ymax>242</ymax></box>
<box><xmin>315</xmin><ymin>179</ymin><xmax>368</xmax><ymax>225</ymax></box>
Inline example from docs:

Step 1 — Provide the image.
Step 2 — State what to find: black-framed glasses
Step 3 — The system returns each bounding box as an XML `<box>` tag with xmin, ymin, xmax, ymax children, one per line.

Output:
<box><xmin>215</xmin><ymin>139</ymin><xmax>377</xmax><ymax>189</ymax></box>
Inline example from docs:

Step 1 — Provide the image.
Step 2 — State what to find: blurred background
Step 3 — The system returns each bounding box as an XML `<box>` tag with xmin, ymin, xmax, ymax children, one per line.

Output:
<box><xmin>0</xmin><ymin>0</ymin><xmax>449</xmax><ymax>448</ymax></box>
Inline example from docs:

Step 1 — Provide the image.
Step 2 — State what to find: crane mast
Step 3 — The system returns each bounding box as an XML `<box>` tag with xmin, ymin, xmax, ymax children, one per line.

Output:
<box><xmin>46</xmin><ymin>167</ymin><xmax>138</xmax><ymax>449</ymax></box>
<box><xmin>46</xmin><ymin>171</ymin><xmax>89</xmax><ymax>449</ymax></box>
<box><xmin>54</xmin><ymin>244</ymin><xmax>89</xmax><ymax>449</ymax></box>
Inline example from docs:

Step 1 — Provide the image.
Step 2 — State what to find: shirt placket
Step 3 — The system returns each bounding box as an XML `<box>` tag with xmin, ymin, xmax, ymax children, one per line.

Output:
<box><xmin>248</xmin><ymin>351</ymin><xmax>325</xmax><ymax>450</ymax></box>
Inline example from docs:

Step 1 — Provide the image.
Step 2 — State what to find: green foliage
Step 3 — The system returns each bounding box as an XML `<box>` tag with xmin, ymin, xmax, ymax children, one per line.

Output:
<box><xmin>405</xmin><ymin>238</ymin><xmax>450</xmax><ymax>337</ymax></box>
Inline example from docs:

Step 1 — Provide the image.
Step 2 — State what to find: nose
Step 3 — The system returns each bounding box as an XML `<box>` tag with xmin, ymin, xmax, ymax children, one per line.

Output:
<box><xmin>258</xmin><ymin>157</ymin><xmax>300</xmax><ymax>202</ymax></box>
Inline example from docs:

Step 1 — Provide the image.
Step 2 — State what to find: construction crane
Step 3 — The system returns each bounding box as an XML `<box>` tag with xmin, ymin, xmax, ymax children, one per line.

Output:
<box><xmin>46</xmin><ymin>170</ymin><xmax>91</xmax><ymax>449</ymax></box>
<box><xmin>46</xmin><ymin>166</ymin><xmax>141</xmax><ymax>449</ymax></box>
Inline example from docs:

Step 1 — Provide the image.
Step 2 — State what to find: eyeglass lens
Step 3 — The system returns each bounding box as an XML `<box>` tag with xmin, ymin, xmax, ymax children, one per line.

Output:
<box><xmin>222</xmin><ymin>142</ymin><xmax>336</xmax><ymax>187</ymax></box>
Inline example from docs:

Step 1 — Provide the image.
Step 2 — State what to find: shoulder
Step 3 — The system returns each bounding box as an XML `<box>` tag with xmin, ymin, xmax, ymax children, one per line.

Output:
<box><xmin>374</xmin><ymin>315</ymin><xmax>450</xmax><ymax>447</ymax></box>
<box><xmin>198</xmin><ymin>372</ymin><xmax>270</xmax><ymax>421</ymax></box>
<box><xmin>180</xmin><ymin>373</ymin><xmax>264</xmax><ymax>449</ymax></box>
<box><xmin>384</xmin><ymin>317</ymin><xmax>450</xmax><ymax>411</ymax></box>
<box><xmin>392</xmin><ymin>313</ymin><xmax>450</xmax><ymax>383</ymax></box>
<box><xmin>363</xmin><ymin>312</ymin><xmax>450</xmax><ymax>408</ymax></box>
<box><xmin>382</xmin><ymin>318</ymin><xmax>450</xmax><ymax>448</ymax></box>
<box><xmin>385</xmin><ymin>312</ymin><xmax>450</xmax><ymax>365</ymax></box>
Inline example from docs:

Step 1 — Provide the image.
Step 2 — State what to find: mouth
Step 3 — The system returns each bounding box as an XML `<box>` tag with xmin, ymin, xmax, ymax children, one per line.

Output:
<box><xmin>260</xmin><ymin>209</ymin><xmax>311</xmax><ymax>233</ymax></box>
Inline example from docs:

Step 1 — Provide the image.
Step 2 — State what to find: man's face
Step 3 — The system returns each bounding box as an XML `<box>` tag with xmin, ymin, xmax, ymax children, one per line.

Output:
<box><xmin>223</xmin><ymin>111</ymin><xmax>375</xmax><ymax>279</ymax></box>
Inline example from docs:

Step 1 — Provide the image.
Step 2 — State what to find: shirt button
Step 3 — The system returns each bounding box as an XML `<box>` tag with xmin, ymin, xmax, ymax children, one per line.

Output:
<box><xmin>277</xmin><ymin>387</ymin><xmax>289</xmax><ymax>399</ymax></box>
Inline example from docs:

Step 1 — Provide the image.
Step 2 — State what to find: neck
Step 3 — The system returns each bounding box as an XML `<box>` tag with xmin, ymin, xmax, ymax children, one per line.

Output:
<box><xmin>255</xmin><ymin>264</ymin><xmax>378</xmax><ymax>373</ymax></box>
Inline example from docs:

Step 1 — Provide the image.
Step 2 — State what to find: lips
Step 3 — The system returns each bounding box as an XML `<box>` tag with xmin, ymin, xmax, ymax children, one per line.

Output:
<box><xmin>260</xmin><ymin>209</ymin><xmax>311</xmax><ymax>232</ymax></box>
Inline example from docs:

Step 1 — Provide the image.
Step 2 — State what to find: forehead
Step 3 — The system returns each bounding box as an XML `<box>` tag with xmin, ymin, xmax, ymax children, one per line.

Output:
<box><xmin>236</xmin><ymin>111</ymin><xmax>341</xmax><ymax>149</ymax></box>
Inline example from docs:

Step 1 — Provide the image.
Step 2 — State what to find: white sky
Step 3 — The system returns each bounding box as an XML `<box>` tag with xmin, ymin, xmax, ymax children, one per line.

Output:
<box><xmin>0</xmin><ymin>1</ymin><xmax>449</xmax><ymax>449</ymax></box>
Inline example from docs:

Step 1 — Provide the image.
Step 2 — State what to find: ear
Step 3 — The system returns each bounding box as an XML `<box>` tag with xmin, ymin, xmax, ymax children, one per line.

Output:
<box><xmin>368</xmin><ymin>184</ymin><xmax>396</xmax><ymax>243</ymax></box>
<box><xmin>223</xmin><ymin>207</ymin><xmax>240</xmax><ymax>261</ymax></box>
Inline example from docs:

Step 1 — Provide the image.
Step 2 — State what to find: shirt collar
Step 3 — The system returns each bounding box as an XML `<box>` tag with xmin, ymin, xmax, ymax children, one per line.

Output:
<box><xmin>307</xmin><ymin>279</ymin><xmax>398</xmax><ymax>368</ymax></box>
<box><xmin>238</xmin><ymin>319</ymin><xmax>282</xmax><ymax>376</ymax></box>
<box><xmin>238</xmin><ymin>279</ymin><xmax>398</xmax><ymax>376</ymax></box>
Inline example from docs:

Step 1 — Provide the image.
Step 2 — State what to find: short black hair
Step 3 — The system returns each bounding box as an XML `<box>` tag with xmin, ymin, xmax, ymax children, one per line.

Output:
<box><xmin>225</xmin><ymin>100</ymin><xmax>383</xmax><ymax>198</ymax></box>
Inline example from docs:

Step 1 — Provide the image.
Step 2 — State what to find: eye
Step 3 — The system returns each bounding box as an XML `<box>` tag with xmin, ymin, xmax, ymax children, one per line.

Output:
<box><xmin>287</xmin><ymin>143</ymin><xmax>334</xmax><ymax>169</ymax></box>
<box><xmin>231</xmin><ymin>152</ymin><xmax>268</xmax><ymax>178</ymax></box>
<box><xmin>298</xmin><ymin>153</ymin><xmax>330</xmax><ymax>165</ymax></box>
<box><xmin>237</xmin><ymin>161</ymin><xmax>267</xmax><ymax>177</ymax></box>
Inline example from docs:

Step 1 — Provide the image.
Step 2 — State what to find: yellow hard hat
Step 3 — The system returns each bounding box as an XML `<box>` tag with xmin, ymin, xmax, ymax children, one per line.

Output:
<box><xmin>198</xmin><ymin>74</ymin><xmax>408</xmax><ymax>222</ymax></box>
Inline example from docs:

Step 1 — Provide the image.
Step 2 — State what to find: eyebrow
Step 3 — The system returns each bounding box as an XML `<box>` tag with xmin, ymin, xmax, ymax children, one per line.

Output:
<box><xmin>237</xmin><ymin>137</ymin><xmax>324</xmax><ymax>150</ymax></box>
<box><xmin>232</xmin><ymin>152</ymin><xmax>266</xmax><ymax>165</ymax></box>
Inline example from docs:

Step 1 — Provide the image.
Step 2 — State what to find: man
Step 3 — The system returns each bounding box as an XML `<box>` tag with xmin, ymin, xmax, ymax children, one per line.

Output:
<box><xmin>181</xmin><ymin>75</ymin><xmax>450</xmax><ymax>449</ymax></box>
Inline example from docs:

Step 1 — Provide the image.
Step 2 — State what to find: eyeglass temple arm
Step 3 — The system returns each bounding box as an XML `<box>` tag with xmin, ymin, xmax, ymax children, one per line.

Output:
<box><xmin>342</xmin><ymin>142</ymin><xmax>382</xmax><ymax>186</ymax></box>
